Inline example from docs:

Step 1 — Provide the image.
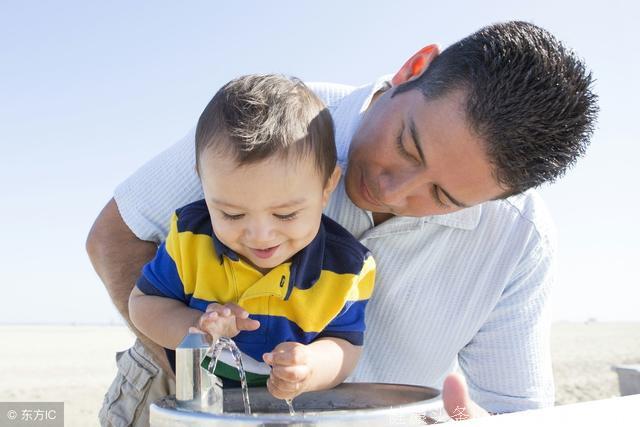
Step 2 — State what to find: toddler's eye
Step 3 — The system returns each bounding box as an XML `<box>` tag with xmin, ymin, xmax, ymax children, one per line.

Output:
<box><xmin>222</xmin><ymin>212</ymin><xmax>244</xmax><ymax>221</ymax></box>
<box><xmin>274</xmin><ymin>212</ymin><xmax>298</xmax><ymax>221</ymax></box>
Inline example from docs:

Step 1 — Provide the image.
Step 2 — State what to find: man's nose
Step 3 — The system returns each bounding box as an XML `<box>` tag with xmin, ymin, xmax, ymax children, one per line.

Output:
<box><xmin>378</xmin><ymin>172</ymin><xmax>423</xmax><ymax>206</ymax></box>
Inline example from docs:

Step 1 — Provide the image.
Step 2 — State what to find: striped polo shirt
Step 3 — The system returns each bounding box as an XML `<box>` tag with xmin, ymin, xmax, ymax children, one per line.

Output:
<box><xmin>136</xmin><ymin>199</ymin><xmax>375</xmax><ymax>384</ymax></box>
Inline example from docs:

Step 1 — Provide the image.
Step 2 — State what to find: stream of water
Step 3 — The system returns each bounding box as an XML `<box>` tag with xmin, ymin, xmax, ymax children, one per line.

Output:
<box><xmin>202</xmin><ymin>337</ymin><xmax>252</xmax><ymax>415</ymax></box>
<box><xmin>202</xmin><ymin>336</ymin><xmax>296</xmax><ymax>416</ymax></box>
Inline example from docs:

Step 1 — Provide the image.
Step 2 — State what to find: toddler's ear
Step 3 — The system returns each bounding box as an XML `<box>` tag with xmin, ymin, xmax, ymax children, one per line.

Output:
<box><xmin>322</xmin><ymin>165</ymin><xmax>342</xmax><ymax>206</ymax></box>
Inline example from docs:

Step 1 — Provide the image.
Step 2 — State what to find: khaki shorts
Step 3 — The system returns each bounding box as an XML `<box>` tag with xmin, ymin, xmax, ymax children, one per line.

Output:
<box><xmin>99</xmin><ymin>339</ymin><xmax>175</xmax><ymax>427</ymax></box>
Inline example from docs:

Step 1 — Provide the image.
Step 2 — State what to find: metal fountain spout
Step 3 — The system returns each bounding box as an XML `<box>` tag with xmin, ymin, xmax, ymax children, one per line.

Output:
<box><xmin>175</xmin><ymin>332</ymin><xmax>223</xmax><ymax>413</ymax></box>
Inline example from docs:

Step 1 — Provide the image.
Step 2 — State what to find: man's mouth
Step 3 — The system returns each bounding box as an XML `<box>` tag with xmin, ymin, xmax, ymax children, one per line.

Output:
<box><xmin>249</xmin><ymin>245</ymin><xmax>280</xmax><ymax>259</ymax></box>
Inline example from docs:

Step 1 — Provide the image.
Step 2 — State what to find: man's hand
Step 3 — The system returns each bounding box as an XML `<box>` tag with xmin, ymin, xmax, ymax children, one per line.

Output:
<box><xmin>263</xmin><ymin>342</ymin><xmax>312</xmax><ymax>400</ymax></box>
<box><xmin>196</xmin><ymin>303</ymin><xmax>260</xmax><ymax>342</ymax></box>
<box><xmin>442</xmin><ymin>373</ymin><xmax>490</xmax><ymax>420</ymax></box>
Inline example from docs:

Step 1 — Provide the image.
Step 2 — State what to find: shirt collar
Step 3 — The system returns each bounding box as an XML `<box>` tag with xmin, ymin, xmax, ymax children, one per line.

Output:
<box><xmin>286</xmin><ymin>220</ymin><xmax>325</xmax><ymax>296</ymax></box>
<box><xmin>422</xmin><ymin>204</ymin><xmax>483</xmax><ymax>230</ymax></box>
<box><xmin>210</xmin><ymin>221</ymin><xmax>326</xmax><ymax>295</ymax></box>
<box><xmin>361</xmin><ymin>75</ymin><xmax>393</xmax><ymax>112</ymax></box>
<box><xmin>211</xmin><ymin>232</ymin><xmax>239</xmax><ymax>263</ymax></box>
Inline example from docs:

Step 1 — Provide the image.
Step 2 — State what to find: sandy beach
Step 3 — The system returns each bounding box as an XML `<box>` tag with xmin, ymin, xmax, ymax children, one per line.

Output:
<box><xmin>551</xmin><ymin>322</ymin><xmax>640</xmax><ymax>404</ymax></box>
<box><xmin>0</xmin><ymin>322</ymin><xmax>638</xmax><ymax>426</ymax></box>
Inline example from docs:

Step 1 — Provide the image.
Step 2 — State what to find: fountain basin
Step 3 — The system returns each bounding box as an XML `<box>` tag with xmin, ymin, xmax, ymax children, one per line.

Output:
<box><xmin>151</xmin><ymin>382</ymin><xmax>442</xmax><ymax>426</ymax></box>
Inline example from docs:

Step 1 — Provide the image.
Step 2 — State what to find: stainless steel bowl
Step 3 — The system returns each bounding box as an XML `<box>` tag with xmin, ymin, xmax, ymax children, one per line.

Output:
<box><xmin>151</xmin><ymin>382</ymin><xmax>443</xmax><ymax>426</ymax></box>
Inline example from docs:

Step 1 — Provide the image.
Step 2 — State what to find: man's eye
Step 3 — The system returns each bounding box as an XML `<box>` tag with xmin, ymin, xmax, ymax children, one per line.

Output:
<box><xmin>432</xmin><ymin>187</ymin><xmax>450</xmax><ymax>208</ymax></box>
<box><xmin>396</xmin><ymin>132</ymin><xmax>419</xmax><ymax>164</ymax></box>
<box><xmin>274</xmin><ymin>212</ymin><xmax>298</xmax><ymax>221</ymax></box>
<box><xmin>222</xmin><ymin>212</ymin><xmax>244</xmax><ymax>221</ymax></box>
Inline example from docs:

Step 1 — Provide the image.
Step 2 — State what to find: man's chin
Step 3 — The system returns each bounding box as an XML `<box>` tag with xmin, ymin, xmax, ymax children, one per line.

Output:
<box><xmin>344</xmin><ymin>170</ymin><xmax>367</xmax><ymax>210</ymax></box>
<box><xmin>345</xmin><ymin>182</ymin><xmax>366</xmax><ymax>210</ymax></box>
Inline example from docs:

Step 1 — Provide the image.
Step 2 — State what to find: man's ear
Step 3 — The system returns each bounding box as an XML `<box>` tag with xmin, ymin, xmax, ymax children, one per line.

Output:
<box><xmin>322</xmin><ymin>165</ymin><xmax>342</xmax><ymax>207</ymax></box>
<box><xmin>391</xmin><ymin>44</ymin><xmax>440</xmax><ymax>87</ymax></box>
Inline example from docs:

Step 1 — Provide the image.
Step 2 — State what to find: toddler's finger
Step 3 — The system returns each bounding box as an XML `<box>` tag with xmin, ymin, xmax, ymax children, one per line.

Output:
<box><xmin>237</xmin><ymin>317</ymin><xmax>260</xmax><ymax>331</ymax></box>
<box><xmin>207</xmin><ymin>306</ymin><xmax>231</xmax><ymax>317</ymax></box>
<box><xmin>205</xmin><ymin>303</ymin><xmax>221</xmax><ymax>313</ymax></box>
<box><xmin>270</xmin><ymin>345</ymin><xmax>307</xmax><ymax>366</ymax></box>
<box><xmin>198</xmin><ymin>311</ymin><xmax>220</xmax><ymax>330</ymax></box>
<box><xmin>263</xmin><ymin>352</ymin><xmax>273</xmax><ymax>365</ymax></box>
<box><xmin>204</xmin><ymin>311</ymin><xmax>219</xmax><ymax>321</ymax></box>
<box><xmin>266</xmin><ymin>377</ymin><xmax>295</xmax><ymax>400</ymax></box>
<box><xmin>271</xmin><ymin>364</ymin><xmax>310</xmax><ymax>383</ymax></box>
<box><xmin>225</xmin><ymin>303</ymin><xmax>250</xmax><ymax>319</ymax></box>
<box><xmin>268</xmin><ymin>375</ymin><xmax>301</xmax><ymax>396</ymax></box>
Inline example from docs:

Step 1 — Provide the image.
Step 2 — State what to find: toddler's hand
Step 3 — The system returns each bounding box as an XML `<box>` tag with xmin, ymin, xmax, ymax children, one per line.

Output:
<box><xmin>263</xmin><ymin>342</ymin><xmax>313</xmax><ymax>400</ymax></box>
<box><xmin>196</xmin><ymin>303</ymin><xmax>260</xmax><ymax>342</ymax></box>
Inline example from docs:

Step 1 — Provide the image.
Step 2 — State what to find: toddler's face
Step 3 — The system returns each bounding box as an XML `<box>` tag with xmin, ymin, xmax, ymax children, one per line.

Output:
<box><xmin>199</xmin><ymin>148</ymin><xmax>339</xmax><ymax>272</ymax></box>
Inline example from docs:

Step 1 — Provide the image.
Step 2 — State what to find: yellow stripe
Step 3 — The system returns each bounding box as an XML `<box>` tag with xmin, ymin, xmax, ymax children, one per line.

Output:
<box><xmin>165</xmin><ymin>214</ymin><xmax>238</xmax><ymax>301</ymax></box>
<box><xmin>165</xmin><ymin>213</ymin><xmax>376</xmax><ymax>332</ymax></box>
<box><xmin>250</xmin><ymin>256</ymin><xmax>376</xmax><ymax>332</ymax></box>
<box><xmin>237</xmin><ymin>263</ymin><xmax>290</xmax><ymax>301</ymax></box>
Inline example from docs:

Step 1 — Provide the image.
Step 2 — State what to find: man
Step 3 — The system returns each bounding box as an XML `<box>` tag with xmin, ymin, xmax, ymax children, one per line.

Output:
<box><xmin>88</xmin><ymin>21</ymin><xmax>597</xmax><ymax>425</ymax></box>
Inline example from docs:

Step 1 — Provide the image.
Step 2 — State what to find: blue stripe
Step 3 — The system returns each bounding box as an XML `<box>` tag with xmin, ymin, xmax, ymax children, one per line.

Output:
<box><xmin>321</xmin><ymin>215</ymin><xmax>371</xmax><ymax>275</ymax></box>
<box><xmin>176</xmin><ymin>199</ymin><xmax>240</xmax><ymax>262</ymax></box>
<box><xmin>138</xmin><ymin>242</ymin><xmax>187</xmax><ymax>302</ymax></box>
<box><xmin>233</xmin><ymin>316</ymin><xmax>309</xmax><ymax>361</ymax></box>
<box><xmin>288</xmin><ymin>215</ymin><xmax>371</xmax><ymax>290</ymax></box>
<box><xmin>136</xmin><ymin>275</ymin><xmax>168</xmax><ymax>297</ymax></box>
<box><xmin>188</xmin><ymin>296</ymin><xmax>219</xmax><ymax>312</ymax></box>
<box><xmin>232</xmin><ymin>309</ymin><xmax>367</xmax><ymax>361</ymax></box>
<box><xmin>324</xmin><ymin>299</ymin><xmax>368</xmax><ymax>332</ymax></box>
<box><xmin>287</xmin><ymin>221</ymin><xmax>324</xmax><ymax>290</ymax></box>
<box><xmin>175</xmin><ymin>199</ymin><xmax>213</xmax><ymax>235</ymax></box>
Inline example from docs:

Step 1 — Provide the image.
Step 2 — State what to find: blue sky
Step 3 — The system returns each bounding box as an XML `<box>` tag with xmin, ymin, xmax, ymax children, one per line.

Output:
<box><xmin>1</xmin><ymin>1</ymin><xmax>638</xmax><ymax>323</ymax></box>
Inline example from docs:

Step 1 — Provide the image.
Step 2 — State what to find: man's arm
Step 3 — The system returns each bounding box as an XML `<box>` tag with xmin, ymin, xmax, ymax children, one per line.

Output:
<box><xmin>456</xmin><ymin>233</ymin><xmax>555</xmax><ymax>414</ymax></box>
<box><xmin>86</xmin><ymin>198</ymin><xmax>173</xmax><ymax>374</ymax></box>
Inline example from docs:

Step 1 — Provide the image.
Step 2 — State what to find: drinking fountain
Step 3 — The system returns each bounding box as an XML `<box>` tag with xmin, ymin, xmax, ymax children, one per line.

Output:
<box><xmin>150</xmin><ymin>333</ymin><xmax>444</xmax><ymax>426</ymax></box>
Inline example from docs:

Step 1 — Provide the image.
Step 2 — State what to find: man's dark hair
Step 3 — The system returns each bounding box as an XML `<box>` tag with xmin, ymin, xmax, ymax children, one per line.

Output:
<box><xmin>394</xmin><ymin>21</ymin><xmax>599</xmax><ymax>196</ymax></box>
<box><xmin>196</xmin><ymin>74</ymin><xmax>336</xmax><ymax>183</ymax></box>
